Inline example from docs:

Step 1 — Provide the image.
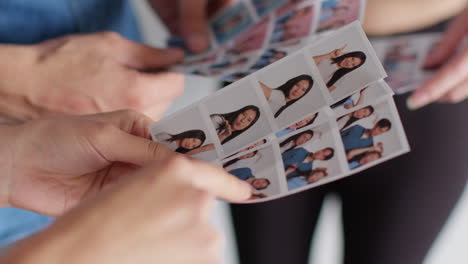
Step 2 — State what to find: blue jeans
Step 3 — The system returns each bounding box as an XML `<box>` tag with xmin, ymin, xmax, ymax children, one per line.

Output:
<box><xmin>0</xmin><ymin>0</ymin><xmax>142</xmax><ymax>248</ymax></box>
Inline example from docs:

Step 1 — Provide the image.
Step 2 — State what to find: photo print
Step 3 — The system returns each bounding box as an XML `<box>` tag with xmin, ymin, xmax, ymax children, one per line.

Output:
<box><xmin>317</xmin><ymin>0</ymin><xmax>365</xmax><ymax>33</ymax></box>
<box><xmin>223</xmin><ymin>143</ymin><xmax>286</xmax><ymax>198</ymax></box>
<box><xmin>225</xmin><ymin>16</ymin><xmax>272</xmax><ymax>56</ymax></box>
<box><xmin>279</xmin><ymin>121</ymin><xmax>346</xmax><ymax>191</ymax></box>
<box><xmin>331</xmin><ymin>80</ymin><xmax>393</xmax><ymax>116</ymax></box>
<box><xmin>337</xmin><ymin>98</ymin><xmax>410</xmax><ymax>172</ymax></box>
<box><xmin>252</xmin><ymin>0</ymin><xmax>288</xmax><ymax>17</ymax></box>
<box><xmin>309</xmin><ymin>22</ymin><xmax>387</xmax><ymax>102</ymax></box>
<box><xmin>269</xmin><ymin>1</ymin><xmax>317</xmax><ymax>44</ymax></box>
<box><xmin>255</xmin><ymin>51</ymin><xmax>330</xmax><ymax>129</ymax></box>
<box><xmin>204</xmin><ymin>78</ymin><xmax>275</xmax><ymax>155</ymax></box>
<box><xmin>275</xmin><ymin>106</ymin><xmax>332</xmax><ymax>138</ymax></box>
<box><xmin>210</xmin><ymin>1</ymin><xmax>256</xmax><ymax>44</ymax></box>
<box><xmin>149</xmin><ymin>106</ymin><xmax>219</xmax><ymax>162</ymax></box>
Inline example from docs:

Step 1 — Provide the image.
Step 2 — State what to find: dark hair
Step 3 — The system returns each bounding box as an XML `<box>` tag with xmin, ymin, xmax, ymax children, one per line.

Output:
<box><xmin>255</xmin><ymin>178</ymin><xmax>271</xmax><ymax>190</ymax></box>
<box><xmin>274</xmin><ymin>75</ymin><xmax>314</xmax><ymax>118</ymax></box>
<box><xmin>280</xmin><ymin>130</ymin><xmax>314</xmax><ymax>152</ymax></box>
<box><xmin>340</xmin><ymin>106</ymin><xmax>375</xmax><ymax>129</ymax></box>
<box><xmin>214</xmin><ymin>105</ymin><xmax>261</xmax><ymax>144</ymax></box>
<box><xmin>327</xmin><ymin>51</ymin><xmax>367</xmax><ymax>87</ymax></box>
<box><xmin>290</xmin><ymin>112</ymin><xmax>319</xmax><ymax>129</ymax></box>
<box><xmin>165</xmin><ymin>130</ymin><xmax>206</xmax><ymax>154</ymax></box>
<box><xmin>331</xmin><ymin>95</ymin><xmax>352</xmax><ymax>108</ymax></box>
<box><xmin>222</xmin><ymin>150</ymin><xmax>258</xmax><ymax>168</ymax></box>
<box><xmin>376</xmin><ymin>118</ymin><xmax>392</xmax><ymax>130</ymax></box>
<box><xmin>349</xmin><ymin>151</ymin><xmax>382</xmax><ymax>164</ymax></box>
<box><xmin>310</xmin><ymin>147</ymin><xmax>334</xmax><ymax>161</ymax></box>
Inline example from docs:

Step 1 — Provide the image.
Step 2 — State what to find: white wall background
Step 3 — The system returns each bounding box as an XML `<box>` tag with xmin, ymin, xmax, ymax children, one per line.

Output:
<box><xmin>131</xmin><ymin>1</ymin><xmax>468</xmax><ymax>263</ymax></box>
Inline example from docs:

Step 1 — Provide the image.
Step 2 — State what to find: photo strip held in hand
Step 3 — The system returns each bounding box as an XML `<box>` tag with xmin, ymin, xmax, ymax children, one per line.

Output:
<box><xmin>150</xmin><ymin>22</ymin><xmax>410</xmax><ymax>203</ymax></box>
<box><xmin>171</xmin><ymin>0</ymin><xmax>368</xmax><ymax>79</ymax></box>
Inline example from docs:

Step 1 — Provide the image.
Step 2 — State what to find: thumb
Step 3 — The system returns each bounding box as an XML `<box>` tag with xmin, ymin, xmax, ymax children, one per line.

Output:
<box><xmin>97</xmin><ymin>128</ymin><xmax>176</xmax><ymax>166</ymax></box>
<box><xmin>424</xmin><ymin>13</ymin><xmax>468</xmax><ymax>68</ymax></box>
<box><xmin>178</xmin><ymin>0</ymin><xmax>210</xmax><ymax>53</ymax></box>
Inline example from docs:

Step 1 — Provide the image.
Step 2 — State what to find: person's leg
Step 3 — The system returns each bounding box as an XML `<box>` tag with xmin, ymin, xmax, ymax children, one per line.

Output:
<box><xmin>336</xmin><ymin>95</ymin><xmax>468</xmax><ymax>264</ymax></box>
<box><xmin>230</xmin><ymin>187</ymin><xmax>327</xmax><ymax>264</ymax></box>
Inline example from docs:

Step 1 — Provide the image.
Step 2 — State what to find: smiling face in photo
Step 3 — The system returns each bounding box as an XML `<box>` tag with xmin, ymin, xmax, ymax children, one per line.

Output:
<box><xmin>180</xmin><ymin>137</ymin><xmax>203</xmax><ymax>150</ymax></box>
<box><xmin>288</xmin><ymin>79</ymin><xmax>312</xmax><ymax>100</ymax></box>
<box><xmin>353</xmin><ymin>106</ymin><xmax>373</xmax><ymax>119</ymax></box>
<box><xmin>233</xmin><ymin>109</ymin><xmax>258</xmax><ymax>131</ymax></box>
<box><xmin>339</xmin><ymin>56</ymin><xmax>363</xmax><ymax>69</ymax></box>
<box><xmin>295</xmin><ymin>132</ymin><xmax>313</xmax><ymax>146</ymax></box>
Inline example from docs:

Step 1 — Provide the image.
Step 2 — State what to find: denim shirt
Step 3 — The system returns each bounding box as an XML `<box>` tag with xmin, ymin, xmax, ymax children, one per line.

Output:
<box><xmin>0</xmin><ymin>0</ymin><xmax>141</xmax><ymax>248</ymax></box>
<box><xmin>0</xmin><ymin>0</ymin><xmax>141</xmax><ymax>44</ymax></box>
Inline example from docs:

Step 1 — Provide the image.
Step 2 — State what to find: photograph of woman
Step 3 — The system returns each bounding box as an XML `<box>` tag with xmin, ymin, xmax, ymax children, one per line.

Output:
<box><xmin>346</xmin><ymin>143</ymin><xmax>384</xmax><ymax>170</ymax></box>
<box><xmin>286</xmin><ymin>167</ymin><xmax>329</xmax><ymax>190</ymax></box>
<box><xmin>336</xmin><ymin>105</ymin><xmax>375</xmax><ymax>130</ymax></box>
<box><xmin>154</xmin><ymin>129</ymin><xmax>214</xmax><ymax>155</ymax></box>
<box><xmin>259</xmin><ymin>74</ymin><xmax>313</xmax><ymax>118</ymax></box>
<box><xmin>276</xmin><ymin>112</ymin><xmax>319</xmax><ymax>138</ymax></box>
<box><xmin>223</xmin><ymin>150</ymin><xmax>263</xmax><ymax>172</ymax></box>
<box><xmin>210</xmin><ymin>105</ymin><xmax>260</xmax><ymax>144</ymax></box>
<box><xmin>331</xmin><ymin>87</ymin><xmax>367</xmax><ymax>109</ymax></box>
<box><xmin>279</xmin><ymin>130</ymin><xmax>315</xmax><ymax>152</ymax></box>
<box><xmin>313</xmin><ymin>44</ymin><xmax>367</xmax><ymax>92</ymax></box>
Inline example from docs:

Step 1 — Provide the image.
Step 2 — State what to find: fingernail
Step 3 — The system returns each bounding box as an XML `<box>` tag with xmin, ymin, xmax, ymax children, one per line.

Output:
<box><xmin>188</xmin><ymin>34</ymin><xmax>209</xmax><ymax>53</ymax></box>
<box><xmin>407</xmin><ymin>92</ymin><xmax>430</xmax><ymax>110</ymax></box>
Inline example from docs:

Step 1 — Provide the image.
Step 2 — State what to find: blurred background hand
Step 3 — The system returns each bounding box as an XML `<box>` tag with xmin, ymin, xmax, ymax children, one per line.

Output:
<box><xmin>408</xmin><ymin>8</ymin><xmax>468</xmax><ymax>109</ymax></box>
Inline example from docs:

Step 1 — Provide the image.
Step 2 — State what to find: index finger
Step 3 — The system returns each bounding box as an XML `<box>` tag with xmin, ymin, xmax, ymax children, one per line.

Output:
<box><xmin>408</xmin><ymin>48</ymin><xmax>468</xmax><ymax>109</ymax></box>
<box><xmin>177</xmin><ymin>158</ymin><xmax>252</xmax><ymax>202</ymax></box>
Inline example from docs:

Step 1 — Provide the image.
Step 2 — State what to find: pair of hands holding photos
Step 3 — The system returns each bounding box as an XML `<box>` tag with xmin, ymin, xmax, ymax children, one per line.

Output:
<box><xmin>1</xmin><ymin>110</ymin><xmax>251</xmax><ymax>264</ymax></box>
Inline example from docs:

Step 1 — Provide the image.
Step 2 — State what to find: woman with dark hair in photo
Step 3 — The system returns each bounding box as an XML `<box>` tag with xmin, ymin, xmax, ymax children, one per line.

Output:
<box><xmin>286</xmin><ymin>167</ymin><xmax>329</xmax><ymax>190</ymax></box>
<box><xmin>337</xmin><ymin>105</ymin><xmax>375</xmax><ymax>131</ymax></box>
<box><xmin>223</xmin><ymin>150</ymin><xmax>262</xmax><ymax>171</ymax></box>
<box><xmin>279</xmin><ymin>130</ymin><xmax>315</xmax><ymax>153</ymax></box>
<box><xmin>250</xmin><ymin>49</ymin><xmax>288</xmax><ymax>70</ymax></box>
<box><xmin>313</xmin><ymin>45</ymin><xmax>367</xmax><ymax>92</ymax></box>
<box><xmin>228</xmin><ymin>167</ymin><xmax>271</xmax><ymax>191</ymax></box>
<box><xmin>331</xmin><ymin>87</ymin><xmax>368</xmax><ymax>110</ymax></box>
<box><xmin>276</xmin><ymin>112</ymin><xmax>319</xmax><ymax>137</ymax></box>
<box><xmin>260</xmin><ymin>74</ymin><xmax>314</xmax><ymax>118</ymax></box>
<box><xmin>347</xmin><ymin>143</ymin><xmax>384</xmax><ymax>170</ymax></box>
<box><xmin>210</xmin><ymin>105</ymin><xmax>261</xmax><ymax>144</ymax></box>
<box><xmin>154</xmin><ymin>129</ymin><xmax>213</xmax><ymax>155</ymax></box>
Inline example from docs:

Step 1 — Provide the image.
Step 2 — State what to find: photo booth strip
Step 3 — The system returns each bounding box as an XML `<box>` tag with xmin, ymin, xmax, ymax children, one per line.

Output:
<box><xmin>170</xmin><ymin>0</ymin><xmax>367</xmax><ymax>78</ymax></box>
<box><xmin>150</xmin><ymin>22</ymin><xmax>410</xmax><ymax>203</ymax></box>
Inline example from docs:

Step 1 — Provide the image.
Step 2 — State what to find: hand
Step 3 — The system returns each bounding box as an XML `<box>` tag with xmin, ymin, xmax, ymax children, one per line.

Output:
<box><xmin>330</xmin><ymin>44</ymin><xmax>347</xmax><ymax>58</ymax></box>
<box><xmin>0</xmin><ymin>32</ymin><xmax>185</xmax><ymax>121</ymax></box>
<box><xmin>220</xmin><ymin>120</ymin><xmax>233</xmax><ymax>139</ymax></box>
<box><xmin>1</xmin><ymin>155</ymin><xmax>251</xmax><ymax>264</ymax></box>
<box><xmin>407</xmin><ymin>9</ymin><xmax>468</xmax><ymax>109</ymax></box>
<box><xmin>148</xmin><ymin>0</ymin><xmax>229</xmax><ymax>53</ymax></box>
<box><xmin>4</xmin><ymin>110</ymin><xmax>176</xmax><ymax>216</ymax></box>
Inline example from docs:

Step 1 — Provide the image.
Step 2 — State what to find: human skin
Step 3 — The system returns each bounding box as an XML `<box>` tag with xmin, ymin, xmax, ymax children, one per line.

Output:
<box><xmin>0</xmin><ymin>33</ymin><xmax>185</xmax><ymax>122</ymax></box>
<box><xmin>408</xmin><ymin>8</ymin><xmax>468</xmax><ymax>108</ymax></box>
<box><xmin>0</xmin><ymin>152</ymin><xmax>251</xmax><ymax>264</ymax></box>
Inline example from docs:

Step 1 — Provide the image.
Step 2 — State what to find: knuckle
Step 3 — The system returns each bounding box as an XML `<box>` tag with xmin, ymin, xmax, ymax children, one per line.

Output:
<box><xmin>164</xmin><ymin>155</ymin><xmax>191</xmax><ymax>176</ymax></box>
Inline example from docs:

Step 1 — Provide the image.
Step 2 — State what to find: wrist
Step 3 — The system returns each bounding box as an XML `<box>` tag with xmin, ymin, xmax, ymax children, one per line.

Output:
<box><xmin>0</xmin><ymin>44</ymin><xmax>40</xmax><ymax>121</ymax></box>
<box><xmin>0</xmin><ymin>124</ymin><xmax>21</xmax><ymax>207</ymax></box>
